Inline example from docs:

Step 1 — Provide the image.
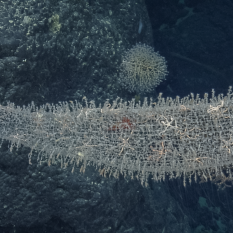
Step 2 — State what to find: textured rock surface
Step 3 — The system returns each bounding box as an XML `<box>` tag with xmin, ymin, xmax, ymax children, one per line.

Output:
<box><xmin>0</xmin><ymin>0</ymin><xmax>153</xmax><ymax>106</ymax></box>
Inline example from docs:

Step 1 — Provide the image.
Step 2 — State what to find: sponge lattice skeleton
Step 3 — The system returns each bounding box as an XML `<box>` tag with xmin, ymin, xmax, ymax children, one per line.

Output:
<box><xmin>0</xmin><ymin>87</ymin><xmax>233</xmax><ymax>186</ymax></box>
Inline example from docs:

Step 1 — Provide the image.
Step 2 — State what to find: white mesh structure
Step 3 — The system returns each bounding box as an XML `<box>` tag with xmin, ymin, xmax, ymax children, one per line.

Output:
<box><xmin>1</xmin><ymin>88</ymin><xmax>233</xmax><ymax>186</ymax></box>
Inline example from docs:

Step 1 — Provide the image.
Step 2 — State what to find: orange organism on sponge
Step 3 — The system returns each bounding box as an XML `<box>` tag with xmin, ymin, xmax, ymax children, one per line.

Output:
<box><xmin>108</xmin><ymin>116</ymin><xmax>135</xmax><ymax>132</ymax></box>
